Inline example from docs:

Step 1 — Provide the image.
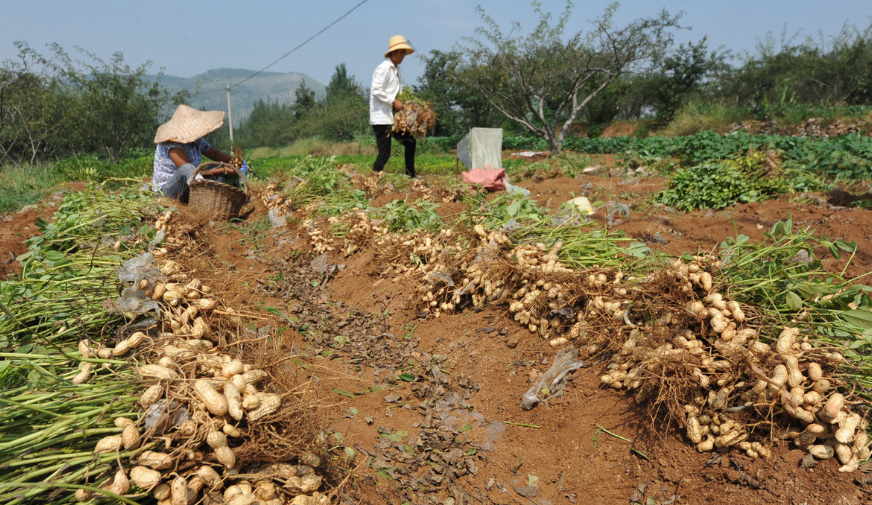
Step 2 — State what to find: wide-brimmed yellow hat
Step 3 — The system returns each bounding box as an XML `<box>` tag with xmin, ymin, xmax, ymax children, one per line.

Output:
<box><xmin>154</xmin><ymin>104</ymin><xmax>225</xmax><ymax>144</ymax></box>
<box><xmin>385</xmin><ymin>35</ymin><xmax>414</xmax><ymax>57</ymax></box>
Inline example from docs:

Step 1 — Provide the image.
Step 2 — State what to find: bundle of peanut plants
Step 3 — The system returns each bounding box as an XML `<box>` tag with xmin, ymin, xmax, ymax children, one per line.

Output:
<box><xmin>393</xmin><ymin>87</ymin><xmax>437</xmax><ymax>140</ymax></box>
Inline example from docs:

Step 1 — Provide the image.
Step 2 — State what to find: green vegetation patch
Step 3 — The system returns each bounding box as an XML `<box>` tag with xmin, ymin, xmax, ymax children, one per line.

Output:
<box><xmin>653</xmin><ymin>151</ymin><xmax>831</xmax><ymax>211</ymax></box>
<box><xmin>0</xmin><ymin>164</ymin><xmax>60</xmax><ymax>215</ymax></box>
<box><xmin>373</xmin><ymin>199</ymin><xmax>442</xmax><ymax>233</ymax></box>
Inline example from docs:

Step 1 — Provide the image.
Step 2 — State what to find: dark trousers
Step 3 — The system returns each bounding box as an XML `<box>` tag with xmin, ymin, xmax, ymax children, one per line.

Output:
<box><xmin>372</xmin><ymin>124</ymin><xmax>416</xmax><ymax>177</ymax></box>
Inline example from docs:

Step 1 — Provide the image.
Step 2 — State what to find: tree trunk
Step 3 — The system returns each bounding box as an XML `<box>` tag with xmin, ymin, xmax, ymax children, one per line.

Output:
<box><xmin>547</xmin><ymin>138</ymin><xmax>562</xmax><ymax>156</ymax></box>
<box><xmin>545</xmin><ymin>127</ymin><xmax>563</xmax><ymax>156</ymax></box>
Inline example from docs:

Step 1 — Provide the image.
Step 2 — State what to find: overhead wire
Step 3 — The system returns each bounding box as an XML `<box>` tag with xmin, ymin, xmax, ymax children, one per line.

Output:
<box><xmin>195</xmin><ymin>0</ymin><xmax>370</xmax><ymax>95</ymax></box>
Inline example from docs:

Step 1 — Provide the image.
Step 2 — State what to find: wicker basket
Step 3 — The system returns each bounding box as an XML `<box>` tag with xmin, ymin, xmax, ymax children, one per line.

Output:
<box><xmin>188</xmin><ymin>162</ymin><xmax>249</xmax><ymax>220</ymax></box>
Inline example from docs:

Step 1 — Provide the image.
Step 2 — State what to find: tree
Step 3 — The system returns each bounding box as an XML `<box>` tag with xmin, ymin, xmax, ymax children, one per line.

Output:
<box><xmin>53</xmin><ymin>45</ymin><xmax>178</xmax><ymax>162</ymax></box>
<box><xmin>293</xmin><ymin>81</ymin><xmax>317</xmax><ymax>120</ymax></box>
<box><xmin>310</xmin><ymin>93</ymin><xmax>368</xmax><ymax>141</ymax></box>
<box><xmin>1</xmin><ymin>43</ymin><xmax>185</xmax><ymax>164</ymax></box>
<box><xmin>717</xmin><ymin>22</ymin><xmax>872</xmax><ymax>112</ymax></box>
<box><xmin>235</xmin><ymin>98</ymin><xmax>296</xmax><ymax>147</ymax></box>
<box><xmin>305</xmin><ymin>64</ymin><xmax>367</xmax><ymax>141</ymax></box>
<box><xmin>840</xmin><ymin>23</ymin><xmax>872</xmax><ymax>104</ymax></box>
<box><xmin>645</xmin><ymin>38</ymin><xmax>719</xmax><ymax>124</ymax></box>
<box><xmin>416</xmin><ymin>49</ymin><xmax>497</xmax><ymax>136</ymax></box>
<box><xmin>578</xmin><ymin>74</ymin><xmax>633</xmax><ymax>126</ymax></box>
<box><xmin>325</xmin><ymin>63</ymin><xmax>364</xmax><ymax>103</ymax></box>
<box><xmin>0</xmin><ymin>43</ymin><xmax>74</xmax><ymax>165</ymax></box>
<box><xmin>454</xmin><ymin>1</ymin><xmax>681</xmax><ymax>154</ymax></box>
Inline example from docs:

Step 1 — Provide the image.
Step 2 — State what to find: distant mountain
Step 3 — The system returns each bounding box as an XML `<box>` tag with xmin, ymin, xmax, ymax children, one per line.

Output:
<box><xmin>153</xmin><ymin>68</ymin><xmax>326</xmax><ymax>126</ymax></box>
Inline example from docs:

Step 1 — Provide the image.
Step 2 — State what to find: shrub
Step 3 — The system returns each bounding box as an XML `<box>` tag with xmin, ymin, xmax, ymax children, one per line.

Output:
<box><xmin>655</xmin><ymin>152</ymin><xmax>788</xmax><ymax>211</ymax></box>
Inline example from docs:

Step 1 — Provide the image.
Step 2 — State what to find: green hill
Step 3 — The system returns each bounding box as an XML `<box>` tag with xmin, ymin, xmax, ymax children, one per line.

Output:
<box><xmin>155</xmin><ymin>68</ymin><xmax>326</xmax><ymax>126</ymax></box>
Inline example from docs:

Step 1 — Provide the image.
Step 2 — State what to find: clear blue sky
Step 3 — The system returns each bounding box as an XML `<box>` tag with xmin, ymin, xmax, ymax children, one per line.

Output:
<box><xmin>3</xmin><ymin>0</ymin><xmax>870</xmax><ymax>91</ymax></box>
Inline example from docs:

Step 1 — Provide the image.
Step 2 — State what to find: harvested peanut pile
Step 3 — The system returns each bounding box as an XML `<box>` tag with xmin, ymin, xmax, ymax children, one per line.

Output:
<box><xmin>293</xmin><ymin>213</ymin><xmax>871</xmax><ymax>472</ymax></box>
<box><xmin>74</xmin><ymin>209</ymin><xmax>334</xmax><ymax>505</ymax></box>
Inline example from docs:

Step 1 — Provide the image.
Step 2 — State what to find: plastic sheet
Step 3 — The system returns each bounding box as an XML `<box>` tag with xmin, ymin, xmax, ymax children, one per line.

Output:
<box><xmin>504</xmin><ymin>180</ymin><xmax>530</xmax><ymax>197</ymax></box>
<box><xmin>268</xmin><ymin>207</ymin><xmax>287</xmax><ymax>228</ymax></box>
<box><xmin>144</xmin><ymin>399</ymin><xmax>190</xmax><ymax>433</ymax></box>
<box><xmin>425</xmin><ymin>268</ymin><xmax>455</xmax><ymax>287</ymax></box>
<box><xmin>112</xmin><ymin>286</ymin><xmax>160</xmax><ymax>316</ymax></box>
<box><xmin>604</xmin><ymin>201</ymin><xmax>631</xmax><ymax>227</ymax></box>
<box><xmin>457</xmin><ymin>128</ymin><xmax>503</xmax><ymax>171</ymax></box>
<box><xmin>118</xmin><ymin>253</ymin><xmax>163</xmax><ymax>283</ymax></box>
<box><xmin>520</xmin><ymin>347</ymin><xmax>585</xmax><ymax>410</ymax></box>
<box><xmin>148</xmin><ymin>229</ymin><xmax>166</xmax><ymax>251</ymax></box>
<box><xmin>472</xmin><ymin>237</ymin><xmax>502</xmax><ymax>265</ymax></box>
<box><xmin>112</xmin><ymin>252</ymin><xmax>164</xmax><ymax>316</ymax></box>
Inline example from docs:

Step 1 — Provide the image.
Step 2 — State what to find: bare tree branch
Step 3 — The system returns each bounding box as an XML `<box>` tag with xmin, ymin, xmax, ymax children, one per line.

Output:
<box><xmin>453</xmin><ymin>1</ymin><xmax>680</xmax><ymax>154</ymax></box>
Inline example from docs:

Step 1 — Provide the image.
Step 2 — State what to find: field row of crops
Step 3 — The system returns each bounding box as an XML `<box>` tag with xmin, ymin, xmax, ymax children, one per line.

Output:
<box><xmin>5</xmin><ymin>129</ymin><xmax>871</xmax><ymax>217</ymax></box>
<box><xmin>421</xmin><ymin>130</ymin><xmax>872</xmax><ymax>179</ymax></box>
<box><xmin>0</xmin><ymin>189</ymin><xmax>159</xmax><ymax>503</ymax></box>
<box><xmin>261</xmin><ymin>160</ymin><xmax>872</xmax><ymax>479</ymax></box>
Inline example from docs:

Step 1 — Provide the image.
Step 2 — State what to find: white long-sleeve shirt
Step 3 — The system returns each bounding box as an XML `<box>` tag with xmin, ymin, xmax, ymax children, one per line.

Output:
<box><xmin>369</xmin><ymin>59</ymin><xmax>402</xmax><ymax>125</ymax></box>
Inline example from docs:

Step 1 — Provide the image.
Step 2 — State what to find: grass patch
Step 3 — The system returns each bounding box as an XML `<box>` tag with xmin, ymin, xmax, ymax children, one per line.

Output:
<box><xmin>249</xmin><ymin>138</ymin><xmax>378</xmax><ymax>159</ymax></box>
<box><xmin>247</xmin><ymin>135</ymin><xmax>453</xmax><ymax>161</ymax></box>
<box><xmin>0</xmin><ymin>164</ymin><xmax>61</xmax><ymax>214</ymax></box>
<box><xmin>660</xmin><ymin>102</ymin><xmax>749</xmax><ymax>137</ymax></box>
<box><xmin>1</xmin><ymin>153</ymin><xmax>154</xmax><ymax>214</ymax></box>
<box><xmin>249</xmin><ymin>136</ymin><xmax>458</xmax><ymax>179</ymax></box>
<box><xmin>53</xmin><ymin>154</ymin><xmax>153</xmax><ymax>182</ymax></box>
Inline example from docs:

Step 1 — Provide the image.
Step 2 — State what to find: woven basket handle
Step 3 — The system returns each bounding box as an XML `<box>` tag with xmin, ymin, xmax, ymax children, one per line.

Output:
<box><xmin>192</xmin><ymin>162</ymin><xmax>250</xmax><ymax>195</ymax></box>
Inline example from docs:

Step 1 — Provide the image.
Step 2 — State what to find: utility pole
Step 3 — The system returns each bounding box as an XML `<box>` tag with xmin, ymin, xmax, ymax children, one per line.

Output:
<box><xmin>226</xmin><ymin>84</ymin><xmax>234</xmax><ymax>148</ymax></box>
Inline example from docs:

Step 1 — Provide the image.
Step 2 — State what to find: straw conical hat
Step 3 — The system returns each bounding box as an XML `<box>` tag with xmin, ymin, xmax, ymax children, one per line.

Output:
<box><xmin>154</xmin><ymin>104</ymin><xmax>225</xmax><ymax>144</ymax></box>
<box><xmin>385</xmin><ymin>35</ymin><xmax>414</xmax><ymax>57</ymax></box>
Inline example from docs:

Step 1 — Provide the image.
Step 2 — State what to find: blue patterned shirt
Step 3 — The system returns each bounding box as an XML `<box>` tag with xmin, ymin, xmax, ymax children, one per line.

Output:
<box><xmin>151</xmin><ymin>138</ymin><xmax>211</xmax><ymax>191</ymax></box>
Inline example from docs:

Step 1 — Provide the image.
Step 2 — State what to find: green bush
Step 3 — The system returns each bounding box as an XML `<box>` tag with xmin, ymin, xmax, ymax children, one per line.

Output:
<box><xmin>654</xmin><ymin>153</ymin><xmax>789</xmax><ymax>211</ymax></box>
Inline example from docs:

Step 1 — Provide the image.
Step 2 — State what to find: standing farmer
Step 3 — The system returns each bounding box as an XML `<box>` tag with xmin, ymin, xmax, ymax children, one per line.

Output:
<box><xmin>370</xmin><ymin>35</ymin><xmax>416</xmax><ymax>178</ymax></box>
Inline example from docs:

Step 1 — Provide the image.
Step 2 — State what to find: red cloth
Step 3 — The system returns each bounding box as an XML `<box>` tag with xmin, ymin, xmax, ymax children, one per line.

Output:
<box><xmin>461</xmin><ymin>168</ymin><xmax>506</xmax><ymax>192</ymax></box>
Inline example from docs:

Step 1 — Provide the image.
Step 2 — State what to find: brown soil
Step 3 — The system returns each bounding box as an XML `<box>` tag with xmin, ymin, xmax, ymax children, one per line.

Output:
<box><xmin>0</xmin><ymin>189</ymin><xmax>72</xmax><ymax>279</ymax></box>
<box><xmin>3</xmin><ymin>174</ymin><xmax>872</xmax><ymax>505</ymax></box>
<box><xmin>600</xmin><ymin>121</ymin><xmax>643</xmax><ymax>138</ymax></box>
<box><xmin>521</xmin><ymin>173</ymin><xmax>872</xmax><ymax>284</ymax></box>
